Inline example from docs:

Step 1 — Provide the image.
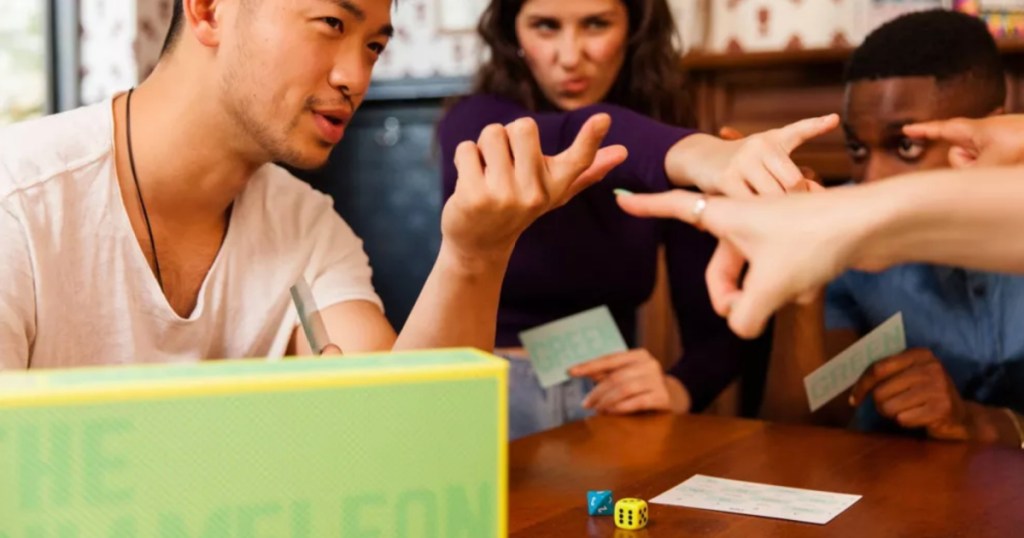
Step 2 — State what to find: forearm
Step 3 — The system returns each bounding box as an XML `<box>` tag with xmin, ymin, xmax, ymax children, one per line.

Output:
<box><xmin>851</xmin><ymin>166</ymin><xmax>1024</xmax><ymax>273</ymax></box>
<box><xmin>550</xmin><ymin>104</ymin><xmax>695</xmax><ymax>191</ymax></box>
<box><xmin>762</xmin><ymin>301</ymin><xmax>861</xmax><ymax>428</ymax></box>
<box><xmin>761</xmin><ymin>302</ymin><xmax>829</xmax><ymax>423</ymax></box>
<box><xmin>662</xmin><ymin>114</ymin><xmax>839</xmax><ymax>195</ymax></box>
<box><xmin>444</xmin><ymin>96</ymin><xmax>697</xmax><ymax>191</ymax></box>
<box><xmin>394</xmin><ymin>241</ymin><xmax>510</xmax><ymax>352</ymax></box>
<box><xmin>664</xmin><ymin>134</ymin><xmax>731</xmax><ymax>191</ymax></box>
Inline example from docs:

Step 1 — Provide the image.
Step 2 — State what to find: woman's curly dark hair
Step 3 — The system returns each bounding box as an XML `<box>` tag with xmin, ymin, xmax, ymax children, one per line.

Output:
<box><xmin>474</xmin><ymin>0</ymin><xmax>693</xmax><ymax>127</ymax></box>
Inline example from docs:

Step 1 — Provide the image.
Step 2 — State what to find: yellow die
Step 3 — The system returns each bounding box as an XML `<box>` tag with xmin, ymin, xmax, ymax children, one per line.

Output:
<box><xmin>614</xmin><ymin>498</ymin><xmax>649</xmax><ymax>530</ymax></box>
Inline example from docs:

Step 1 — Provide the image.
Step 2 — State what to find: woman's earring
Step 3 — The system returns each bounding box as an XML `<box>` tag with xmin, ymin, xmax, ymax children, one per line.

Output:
<box><xmin>517</xmin><ymin>48</ymin><xmax>525</xmax><ymax>58</ymax></box>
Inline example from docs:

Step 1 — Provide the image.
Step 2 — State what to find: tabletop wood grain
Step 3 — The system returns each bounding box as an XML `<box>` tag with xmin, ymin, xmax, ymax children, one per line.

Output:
<box><xmin>508</xmin><ymin>414</ymin><xmax>1024</xmax><ymax>537</ymax></box>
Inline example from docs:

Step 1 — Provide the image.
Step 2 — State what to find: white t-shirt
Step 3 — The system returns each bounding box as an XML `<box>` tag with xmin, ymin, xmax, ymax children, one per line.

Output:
<box><xmin>0</xmin><ymin>101</ymin><xmax>383</xmax><ymax>370</ymax></box>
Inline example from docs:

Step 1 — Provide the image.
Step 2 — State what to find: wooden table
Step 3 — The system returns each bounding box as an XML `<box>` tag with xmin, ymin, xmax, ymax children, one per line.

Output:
<box><xmin>509</xmin><ymin>414</ymin><xmax>1024</xmax><ymax>537</ymax></box>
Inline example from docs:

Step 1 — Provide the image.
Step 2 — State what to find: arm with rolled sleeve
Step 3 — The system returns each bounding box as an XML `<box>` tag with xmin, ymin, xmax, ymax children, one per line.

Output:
<box><xmin>291</xmin><ymin>193</ymin><xmax>397</xmax><ymax>355</ymax></box>
<box><xmin>759</xmin><ymin>275</ymin><xmax>863</xmax><ymax>424</ymax></box>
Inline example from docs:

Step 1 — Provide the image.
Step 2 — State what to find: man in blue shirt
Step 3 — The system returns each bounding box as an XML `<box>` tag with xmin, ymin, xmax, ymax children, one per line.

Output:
<box><xmin>762</xmin><ymin>10</ymin><xmax>1024</xmax><ymax>447</ymax></box>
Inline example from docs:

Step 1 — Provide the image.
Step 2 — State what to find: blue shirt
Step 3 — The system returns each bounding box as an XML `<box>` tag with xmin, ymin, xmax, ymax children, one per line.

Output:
<box><xmin>826</xmin><ymin>264</ymin><xmax>1024</xmax><ymax>432</ymax></box>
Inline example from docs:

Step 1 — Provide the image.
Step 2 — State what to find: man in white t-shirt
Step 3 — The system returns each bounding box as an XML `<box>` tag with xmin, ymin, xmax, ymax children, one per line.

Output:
<box><xmin>0</xmin><ymin>0</ymin><xmax>627</xmax><ymax>369</ymax></box>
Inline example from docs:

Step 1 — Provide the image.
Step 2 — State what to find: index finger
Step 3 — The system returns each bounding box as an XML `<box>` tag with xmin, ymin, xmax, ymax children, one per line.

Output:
<box><xmin>725</xmin><ymin>263</ymin><xmax>792</xmax><ymax>339</ymax></box>
<box><xmin>902</xmin><ymin>119</ymin><xmax>976</xmax><ymax>145</ymax></box>
<box><xmin>849</xmin><ymin>353</ymin><xmax>917</xmax><ymax>405</ymax></box>
<box><xmin>568</xmin><ymin>351</ymin><xmax>638</xmax><ymax>378</ymax></box>
<box><xmin>705</xmin><ymin>242</ymin><xmax>745</xmax><ymax>318</ymax></box>
<box><xmin>552</xmin><ymin>113</ymin><xmax>612</xmax><ymax>183</ymax></box>
<box><xmin>615</xmin><ymin>190</ymin><xmax>718</xmax><ymax>228</ymax></box>
<box><xmin>777</xmin><ymin>114</ymin><xmax>840</xmax><ymax>153</ymax></box>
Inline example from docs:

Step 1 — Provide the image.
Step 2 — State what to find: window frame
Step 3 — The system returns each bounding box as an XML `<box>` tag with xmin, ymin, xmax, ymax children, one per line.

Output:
<box><xmin>48</xmin><ymin>0</ymin><xmax>80</xmax><ymax>113</ymax></box>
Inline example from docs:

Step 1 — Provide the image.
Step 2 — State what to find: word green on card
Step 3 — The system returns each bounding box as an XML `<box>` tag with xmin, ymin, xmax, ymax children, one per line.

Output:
<box><xmin>804</xmin><ymin>312</ymin><xmax>906</xmax><ymax>412</ymax></box>
<box><xmin>519</xmin><ymin>306</ymin><xmax>627</xmax><ymax>388</ymax></box>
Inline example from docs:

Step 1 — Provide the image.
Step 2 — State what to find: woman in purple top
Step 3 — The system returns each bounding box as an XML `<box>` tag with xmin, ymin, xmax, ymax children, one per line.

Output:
<box><xmin>439</xmin><ymin>0</ymin><xmax>837</xmax><ymax>438</ymax></box>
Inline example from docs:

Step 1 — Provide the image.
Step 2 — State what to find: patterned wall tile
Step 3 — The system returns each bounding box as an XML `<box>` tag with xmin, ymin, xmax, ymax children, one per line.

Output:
<box><xmin>79</xmin><ymin>0</ymin><xmax>486</xmax><ymax>101</ymax></box>
<box><xmin>77</xmin><ymin>0</ymin><xmax>958</xmax><ymax>102</ymax></box>
<box><xmin>135</xmin><ymin>0</ymin><xmax>174</xmax><ymax>79</ymax></box>
<box><xmin>702</xmin><ymin>0</ymin><xmax>948</xmax><ymax>54</ymax></box>
<box><xmin>374</xmin><ymin>0</ymin><xmax>485</xmax><ymax>79</ymax></box>
<box><xmin>80</xmin><ymin>0</ymin><xmax>138</xmax><ymax>104</ymax></box>
<box><xmin>705</xmin><ymin>0</ymin><xmax>860</xmax><ymax>53</ymax></box>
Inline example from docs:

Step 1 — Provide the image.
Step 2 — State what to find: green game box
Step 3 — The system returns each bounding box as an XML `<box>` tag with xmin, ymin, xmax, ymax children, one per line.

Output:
<box><xmin>0</xmin><ymin>348</ymin><xmax>507</xmax><ymax>537</ymax></box>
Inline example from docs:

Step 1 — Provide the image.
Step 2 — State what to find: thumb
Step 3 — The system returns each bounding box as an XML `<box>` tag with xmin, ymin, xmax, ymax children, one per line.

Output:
<box><xmin>798</xmin><ymin>165</ymin><xmax>821</xmax><ymax>183</ymax></box>
<box><xmin>795</xmin><ymin>287</ymin><xmax>822</xmax><ymax>305</ymax></box>
<box><xmin>565</xmin><ymin>145</ymin><xmax>628</xmax><ymax>199</ymax></box>
<box><xmin>804</xmin><ymin>179</ymin><xmax>826</xmax><ymax>193</ymax></box>
<box><xmin>553</xmin><ymin>113</ymin><xmax>612</xmax><ymax>181</ymax></box>
<box><xmin>903</xmin><ymin>119</ymin><xmax>977</xmax><ymax>147</ymax></box>
<box><xmin>320</xmin><ymin>343</ymin><xmax>344</xmax><ymax>356</ymax></box>
<box><xmin>726</xmin><ymin>266</ymin><xmax>791</xmax><ymax>340</ymax></box>
<box><xmin>706</xmin><ymin>242</ymin><xmax>746</xmax><ymax>317</ymax></box>
<box><xmin>719</xmin><ymin>126</ymin><xmax>745</xmax><ymax>141</ymax></box>
<box><xmin>948</xmin><ymin>146</ymin><xmax>979</xmax><ymax>169</ymax></box>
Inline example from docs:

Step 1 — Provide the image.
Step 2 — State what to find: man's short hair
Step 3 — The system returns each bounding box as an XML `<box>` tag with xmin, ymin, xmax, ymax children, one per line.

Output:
<box><xmin>845</xmin><ymin>9</ymin><xmax>1006</xmax><ymax>112</ymax></box>
<box><xmin>160</xmin><ymin>0</ymin><xmax>398</xmax><ymax>57</ymax></box>
<box><xmin>160</xmin><ymin>0</ymin><xmax>186</xmax><ymax>56</ymax></box>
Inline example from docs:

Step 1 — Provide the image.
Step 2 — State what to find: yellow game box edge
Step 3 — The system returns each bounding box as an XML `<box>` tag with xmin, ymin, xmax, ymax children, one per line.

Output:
<box><xmin>0</xmin><ymin>347</ymin><xmax>510</xmax><ymax>538</ymax></box>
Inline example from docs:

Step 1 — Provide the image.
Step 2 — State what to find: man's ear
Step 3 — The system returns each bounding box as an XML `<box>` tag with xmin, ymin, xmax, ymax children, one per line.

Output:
<box><xmin>988</xmin><ymin>106</ymin><xmax>1006</xmax><ymax>117</ymax></box>
<box><xmin>182</xmin><ymin>0</ymin><xmax>223</xmax><ymax>48</ymax></box>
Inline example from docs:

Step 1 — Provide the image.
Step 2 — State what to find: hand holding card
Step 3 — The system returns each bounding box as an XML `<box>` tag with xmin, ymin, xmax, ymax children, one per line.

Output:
<box><xmin>804</xmin><ymin>313</ymin><xmax>906</xmax><ymax>412</ymax></box>
<box><xmin>519</xmin><ymin>306</ymin><xmax>628</xmax><ymax>388</ymax></box>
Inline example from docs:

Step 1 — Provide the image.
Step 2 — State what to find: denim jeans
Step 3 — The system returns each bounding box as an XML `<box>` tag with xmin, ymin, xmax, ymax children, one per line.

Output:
<box><xmin>503</xmin><ymin>354</ymin><xmax>596</xmax><ymax>440</ymax></box>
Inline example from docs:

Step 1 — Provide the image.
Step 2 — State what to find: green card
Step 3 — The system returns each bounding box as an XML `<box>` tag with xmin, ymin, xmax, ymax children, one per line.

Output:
<box><xmin>519</xmin><ymin>306</ymin><xmax>628</xmax><ymax>388</ymax></box>
<box><xmin>804</xmin><ymin>312</ymin><xmax>906</xmax><ymax>412</ymax></box>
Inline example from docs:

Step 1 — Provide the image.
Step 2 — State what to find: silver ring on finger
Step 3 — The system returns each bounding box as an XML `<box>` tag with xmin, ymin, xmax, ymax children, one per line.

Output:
<box><xmin>692</xmin><ymin>195</ymin><xmax>708</xmax><ymax>230</ymax></box>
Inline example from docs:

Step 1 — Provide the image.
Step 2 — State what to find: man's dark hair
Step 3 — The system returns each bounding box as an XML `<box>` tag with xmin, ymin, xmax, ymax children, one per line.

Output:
<box><xmin>160</xmin><ymin>0</ymin><xmax>398</xmax><ymax>57</ymax></box>
<box><xmin>845</xmin><ymin>9</ymin><xmax>1006</xmax><ymax>112</ymax></box>
<box><xmin>160</xmin><ymin>0</ymin><xmax>186</xmax><ymax>56</ymax></box>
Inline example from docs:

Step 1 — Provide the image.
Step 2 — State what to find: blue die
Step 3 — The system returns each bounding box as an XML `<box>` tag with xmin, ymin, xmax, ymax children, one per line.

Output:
<box><xmin>587</xmin><ymin>490</ymin><xmax>614</xmax><ymax>516</ymax></box>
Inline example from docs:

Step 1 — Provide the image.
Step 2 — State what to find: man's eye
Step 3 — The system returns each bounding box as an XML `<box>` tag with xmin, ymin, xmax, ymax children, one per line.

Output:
<box><xmin>847</xmin><ymin>143</ymin><xmax>868</xmax><ymax>161</ymax></box>
<box><xmin>369</xmin><ymin>42</ymin><xmax>385</xmax><ymax>55</ymax></box>
<box><xmin>897</xmin><ymin>138</ymin><xmax>926</xmax><ymax>160</ymax></box>
<box><xmin>322</xmin><ymin>17</ymin><xmax>344</xmax><ymax>31</ymax></box>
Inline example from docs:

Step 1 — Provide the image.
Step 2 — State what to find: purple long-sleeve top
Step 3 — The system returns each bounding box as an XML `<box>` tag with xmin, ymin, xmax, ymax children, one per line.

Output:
<box><xmin>438</xmin><ymin>94</ymin><xmax>763</xmax><ymax>411</ymax></box>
